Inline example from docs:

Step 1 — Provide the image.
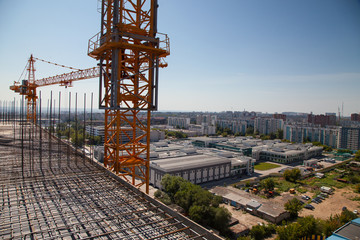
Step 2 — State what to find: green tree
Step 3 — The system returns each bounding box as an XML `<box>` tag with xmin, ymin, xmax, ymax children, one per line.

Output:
<box><xmin>211</xmin><ymin>195</ymin><xmax>223</xmax><ymax>208</ymax></box>
<box><xmin>276</xmin><ymin>129</ymin><xmax>284</xmax><ymax>139</ymax></box>
<box><xmin>174</xmin><ymin>182</ymin><xmax>199</xmax><ymax>212</ymax></box>
<box><xmin>189</xmin><ymin>205</ymin><xmax>214</xmax><ymax>227</ymax></box>
<box><xmin>87</xmin><ymin>135</ymin><xmax>102</xmax><ymax>145</ymax></box>
<box><xmin>211</xmin><ymin>206</ymin><xmax>231</xmax><ymax>234</ymax></box>
<box><xmin>283</xmin><ymin>168</ymin><xmax>301</xmax><ymax>182</ymax></box>
<box><xmin>250</xmin><ymin>224</ymin><xmax>276</xmax><ymax>240</ymax></box>
<box><xmin>161</xmin><ymin>174</ymin><xmax>186</xmax><ymax>202</ymax></box>
<box><xmin>320</xmin><ymin>210</ymin><xmax>357</xmax><ymax>237</ymax></box>
<box><xmin>355</xmin><ymin>150</ymin><xmax>360</xmax><ymax>161</ymax></box>
<box><xmin>245</xmin><ymin>126</ymin><xmax>254</xmax><ymax>136</ymax></box>
<box><xmin>250</xmin><ymin>225</ymin><xmax>266</xmax><ymax>240</ymax></box>
<box><xmin>71</xmin><ymin>132</ymin><xmax>85</xmax><ymax>147</ymax></box>
<box><xmin>189</xmin><ymin>205</ymin><xmax>208</xmax><ymax>224</ymax></box>
<box><xmin>277</xmin><ymin>222</ymin><xmax>301</xmax><ymax>240</ymax></box>
<box><xmin>284</xmin><ymin>198</ymin><xmax>303</xmax><ymax>218</ymax></box>
<box><xmin>269</xmin><ymin>132</ymin><xmax>276</xmax><ymax>140</ymax></box>
<box><xmin>261</xmin><ymin>178</ymin><xmax>275</xmax><ymax>191</ymax></box>
<box><xmin>297</xmin><ymin>216</ymin><xmax>320</xmax><ymax>237</ymax></box>
<box><xmin>154</xmin><ymin>190</ymin><xmax>171</xmax><ymax>205</ymax></box>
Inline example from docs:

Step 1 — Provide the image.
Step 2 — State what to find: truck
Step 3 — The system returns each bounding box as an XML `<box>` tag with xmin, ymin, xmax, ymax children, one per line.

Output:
<box><xmin>320</xmin><ymin>186</ymin><xmax>333</xmax><ymax>194</ymax></box>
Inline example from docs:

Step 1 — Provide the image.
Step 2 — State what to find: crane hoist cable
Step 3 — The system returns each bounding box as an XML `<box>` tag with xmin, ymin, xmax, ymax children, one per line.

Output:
<box><xmin>34</xmin><ymin>57</ymin><xmax>81</xmax><ymax>71</ymax></box>
<box><xmin>16</xmin><ymin>61</ymin><xmax>29</xmax><ymax>84</ymax></box>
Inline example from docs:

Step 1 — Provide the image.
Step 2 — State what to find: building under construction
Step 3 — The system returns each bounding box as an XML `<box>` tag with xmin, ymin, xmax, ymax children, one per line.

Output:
<box><xmin>0</xmin><ymin>116</ymin><xmax>220</xmax><ymax>239</ymax></box>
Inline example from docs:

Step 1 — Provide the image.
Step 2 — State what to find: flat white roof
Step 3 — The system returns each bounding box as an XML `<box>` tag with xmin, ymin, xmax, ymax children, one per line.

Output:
<box><xmin>151</xmin><ymin>154</ymin><xmax>230</xmax><ymax>172</ymax></box>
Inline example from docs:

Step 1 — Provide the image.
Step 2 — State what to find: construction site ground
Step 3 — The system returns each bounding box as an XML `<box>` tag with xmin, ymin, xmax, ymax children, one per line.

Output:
<box><xmin>299</xmin><ymin>187</ymin><xmax>360</xmax><ymax>219</ymax></box>
<box><xmin>0</xmin><ymin>122</ymin><xmax>220</xmax><ymax>240</ymax></box>
<box><xmin>221</xmin><ymin>204</ymin><xmax>267</xmax><ymax>228</ymax></box>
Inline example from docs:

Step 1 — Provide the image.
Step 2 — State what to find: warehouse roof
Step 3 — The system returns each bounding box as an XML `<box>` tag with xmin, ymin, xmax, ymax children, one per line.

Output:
<box><xmin>151</xmin><ymin>154</ymin><xmax>230</xmax><ymax>172</ymax></box>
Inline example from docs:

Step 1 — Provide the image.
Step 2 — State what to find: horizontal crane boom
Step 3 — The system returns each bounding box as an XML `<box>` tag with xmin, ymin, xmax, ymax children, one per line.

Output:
<box><xmin>35</xmin><ymin>67</ymin><xmax>99</xmax><ymax>87</ymax></box>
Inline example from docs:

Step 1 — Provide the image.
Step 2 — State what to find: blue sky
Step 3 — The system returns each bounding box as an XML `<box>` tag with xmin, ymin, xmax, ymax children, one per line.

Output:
<box><xmin>1</xmin><ymin>0</ymin><xmax>359</xmax><ymax>115</ymax></box>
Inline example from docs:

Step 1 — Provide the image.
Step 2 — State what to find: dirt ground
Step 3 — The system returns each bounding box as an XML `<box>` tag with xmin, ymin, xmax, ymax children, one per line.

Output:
<box><xmin>221</xmin><ymin>203</ymin><xmax>268</xmax><ymax>229</ymax></box>
<box><xmin>299</xmin><ymin>187</ymin><xmax>360</xmax><ymax>219</ymax></box>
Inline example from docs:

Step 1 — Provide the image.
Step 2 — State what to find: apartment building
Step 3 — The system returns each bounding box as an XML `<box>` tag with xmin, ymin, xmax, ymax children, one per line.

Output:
<box><xmin>254</xmin><ymin>118</ymin><xmax>283</xmax><ymax>135</ymax></box>
<box><xmin>167</xmin><ymin>117</ymin><xmax>190</xmax><ymax>129</ymax></box>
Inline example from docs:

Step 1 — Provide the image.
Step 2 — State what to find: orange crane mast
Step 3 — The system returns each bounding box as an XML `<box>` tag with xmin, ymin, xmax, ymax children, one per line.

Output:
<box><xmin>10</xmin><ymin>0</ymin><xmax>169</xmax><ymax>194</ymax></box>
<box><xmin>88</xmin><ymin>0</ymin><xmax>169</xmax><ymax>193</ymax></box>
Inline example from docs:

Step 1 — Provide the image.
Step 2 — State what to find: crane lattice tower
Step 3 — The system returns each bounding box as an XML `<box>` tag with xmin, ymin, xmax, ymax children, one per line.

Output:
<box><xmin>88</xmin><ymin>0</ymin><xmax>169</xmax><ymax>193</ymax></box>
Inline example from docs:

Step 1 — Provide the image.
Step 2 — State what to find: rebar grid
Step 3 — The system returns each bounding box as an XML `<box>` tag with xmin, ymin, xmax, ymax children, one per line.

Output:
<box><xmin>0</xmin><ymin>123</ymin><xmax>209</xmax><ymax>240</ymax></box>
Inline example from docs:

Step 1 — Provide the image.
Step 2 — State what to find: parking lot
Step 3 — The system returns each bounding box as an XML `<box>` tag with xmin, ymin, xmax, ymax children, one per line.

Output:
<box><xmin>299</xmin><ymin>187</ymin><xmax>360</xmax><ymax>219</ymax></box>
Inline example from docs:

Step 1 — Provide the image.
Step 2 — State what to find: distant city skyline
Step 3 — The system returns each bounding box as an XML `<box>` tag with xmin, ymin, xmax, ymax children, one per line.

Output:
<box><xmin>0</xmin><ymin>0</ymin><xmax>359</xmax><ymax>115</ymax></box>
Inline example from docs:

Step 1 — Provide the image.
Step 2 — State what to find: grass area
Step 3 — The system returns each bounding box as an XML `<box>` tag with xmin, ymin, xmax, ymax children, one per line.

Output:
<box><xmin>301</xmin><ymin>172</ymin><xmax>348</xmax><ymax>189</ymax></box>
<box><xmin>350</xmin><ymin>196</ymin><xmax>360</xmax><ymax>201</ymax></box>
<box><xmin>254</xmin><ymin>162</ymin><xmax>281</xmax><ymax>171</ymax></box>
<box><xmin>274</xmin><ymin>178</ymin><xmax>300</xmax><ymax>192</ymax></box>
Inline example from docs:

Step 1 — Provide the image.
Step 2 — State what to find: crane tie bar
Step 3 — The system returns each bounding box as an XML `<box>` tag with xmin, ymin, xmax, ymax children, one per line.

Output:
<box><xmin>34</xmin><ymin>57</ymin><xmax>81</xmax><ymax>71</ymax></box>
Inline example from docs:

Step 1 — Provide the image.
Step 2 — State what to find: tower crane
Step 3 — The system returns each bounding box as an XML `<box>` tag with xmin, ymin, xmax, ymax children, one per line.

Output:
<box><xmin>88</xmin><ymin>0</ymin><xmax>169</xmax><ymax>193</ymax></box>
<box><xmin>10</xmin><ymin>54</ymin><xmax>100</xmax><ymax>123</ymax></box>
<box><xmin>10</xmin><ymin>1</ymin><xmax>169</xmax><ymax>193</ymax></box>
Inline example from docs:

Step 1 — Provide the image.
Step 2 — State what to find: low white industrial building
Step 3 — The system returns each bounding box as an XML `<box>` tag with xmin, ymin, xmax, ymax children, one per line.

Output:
<box><xmin>150</xmin><ymin>154</ymin><xmax>231</xmax><ymax>189</ymax></box>
<box><xmin>252</xmin><ymin>141</ymin><xmax>323</xmax><ymax>164</ymax></box>
<box><xmin>149</xmin><ymin>141</ymin><xmax>256</xmax><ymax>189</ymax></box>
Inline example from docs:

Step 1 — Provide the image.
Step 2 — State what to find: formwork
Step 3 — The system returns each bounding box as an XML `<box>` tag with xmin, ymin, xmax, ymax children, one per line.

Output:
<box><xmin>0</xmin><ymin>122</ymin><xmax>221</xmax><ymax>240</ymax></box>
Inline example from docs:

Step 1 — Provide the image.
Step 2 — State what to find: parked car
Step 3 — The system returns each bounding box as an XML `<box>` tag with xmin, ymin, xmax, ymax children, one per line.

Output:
<box><xmin>317</xmin><ymin>195</ymin><xmax>325</xmax><ymax>200</ymax></box>
<box><xmin>314</xmin><ymin>197</ymin><xmax>322</xmax><ymax>203</ymax></box>
<box><xmin>302</xmin><ymin>195</ymin><xmax>310</xmax><ymax>200</ymax></box>
<box><xmin>304</xmin><ymin>204</ymin><xmax>315</xmax><ymax>210</ymax></box>
<box><xmin>319</xmin><ymin>193</ymin><xmax>328</xmax><ymax>198</ymax></box>
<box><xmin>312</xmin><ymin>199</ymin><xmax>321</xmax><ymax>204</ymax></box>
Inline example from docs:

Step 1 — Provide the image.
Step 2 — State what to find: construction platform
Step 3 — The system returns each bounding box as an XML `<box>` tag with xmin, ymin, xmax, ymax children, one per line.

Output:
<box><xmin>0</xmin><ymin>122</ymin><xmax>221</xmax><ymax>240</ymax></box>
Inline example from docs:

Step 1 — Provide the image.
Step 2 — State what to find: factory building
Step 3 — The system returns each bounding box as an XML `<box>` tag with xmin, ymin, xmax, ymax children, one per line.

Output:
<box><xmin>150</xmin><ymin>154</ymin><xmax>231</xmax><ymax>189</ymax></box>
<box><xmin>149</xmin><ymin>141</ymin><xmax>256</xmax><ymax>189</ymax></box>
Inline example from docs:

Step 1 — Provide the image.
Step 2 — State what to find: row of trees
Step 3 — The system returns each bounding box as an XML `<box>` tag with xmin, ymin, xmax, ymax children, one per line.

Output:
<box><xmin>164</xmin><ymin>130</ymin><xmax>188</xmax><ymax>139</ymax></box>
<box><xmin>55</xmin><ymin>122</ymin><xmax>102</xmax><ymax>147</ymax></box>
<box><xmin>276</xmin><ymin>209</ymin><xmax>358</xmax><ymax>240</ymax></box>
<box><xmin>239</xmin><ymin>205</ymin><xmax>357</xmax><ymax>240</ymax></box>
<box><xmin>155</xmin><ymin>175</ymin><xmax>231</xmax><ymax>235</ymax></box>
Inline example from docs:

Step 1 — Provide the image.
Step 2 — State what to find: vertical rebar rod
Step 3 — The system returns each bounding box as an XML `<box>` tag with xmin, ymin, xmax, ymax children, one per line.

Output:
<box><xmin>29</xmin><ymin>101</ymin><xmax>32</xmax><ymax>176</ymax></box>
<box><xmin>58</xmin><ymin>91</ymin><xmax>61</xmax><ymax>169</ymax></box>
<box><xmin>67</xmin><ymin>92</ymin><xmax>71</xmax><ymax>164</ymax></box>
<box><xmin>49</xmin><ymin>91</ymin><xmax>52</xmax><ymax>169</ymax></box>
<box><xmin>83</xmin><ymin>93</ymin><xmax>86</xmax><ymax>159</ymax></box>
<box><xmin>21</xmin><ymin>96</ymin><xmax>24</xmax><ymax>177</ymax></box>
<box><xmin>39</xmin><ymin>91</ymin><xmax>43</xmax><ymax>172</ymax></box>
<box><xmin>90</xmin><ymin>92</ymin><xmax>94</xmax><ymax>162</ymax></box>
<box><xmin>75</xmin><ymin>92</ymin><xmax>78</xmax><ymax>162</ymax></box>
<box><xmin>13</xmin><ymin>98</ymin><xmax>16</xmax><ymax>142</ymax></box>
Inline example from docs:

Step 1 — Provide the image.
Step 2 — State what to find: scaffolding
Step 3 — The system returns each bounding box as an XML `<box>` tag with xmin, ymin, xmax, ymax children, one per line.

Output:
<box><xmin>0</xmin><ymin>99</ymin><xmax>220</xmax><ymax>239</ymax></box>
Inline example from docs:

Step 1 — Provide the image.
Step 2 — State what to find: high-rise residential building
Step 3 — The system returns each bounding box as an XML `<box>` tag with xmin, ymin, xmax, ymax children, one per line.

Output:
<box><xmin>283</xmin><ymin>124</ymin><xmax>339</xmax><ymax>148</ymax></box>
<box><xmin>167</xmin><ymin>117</ymin><xmax>190</xmax><ymax>129</ymax></box>
<box><xmin>216</xmin><ymin>119</ymin><xmax>247</xmax><ymax>135</ymax></box>
<box><xmin>338</xmin><ymin>127</ymin><xmax>360</xmax><ymax>151</ymax></box>
<box><xmin>273</xmin><ymin>113</ymin><xmax>286</xmax><ymax>121</ymax></box>
<box><xmin>351</xmin><ymin>113</ymin><xmax>360</xmax><ymax>122</ymax></box>
<box><xmin>254</xmin><ymin>118</ymin><xmax>283</xmax><ymax>135</ymax></box>
<box><xmin>307</xmin><ymin>113</ymin><xmax>336</xmax><ymax>127</ymax></box>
